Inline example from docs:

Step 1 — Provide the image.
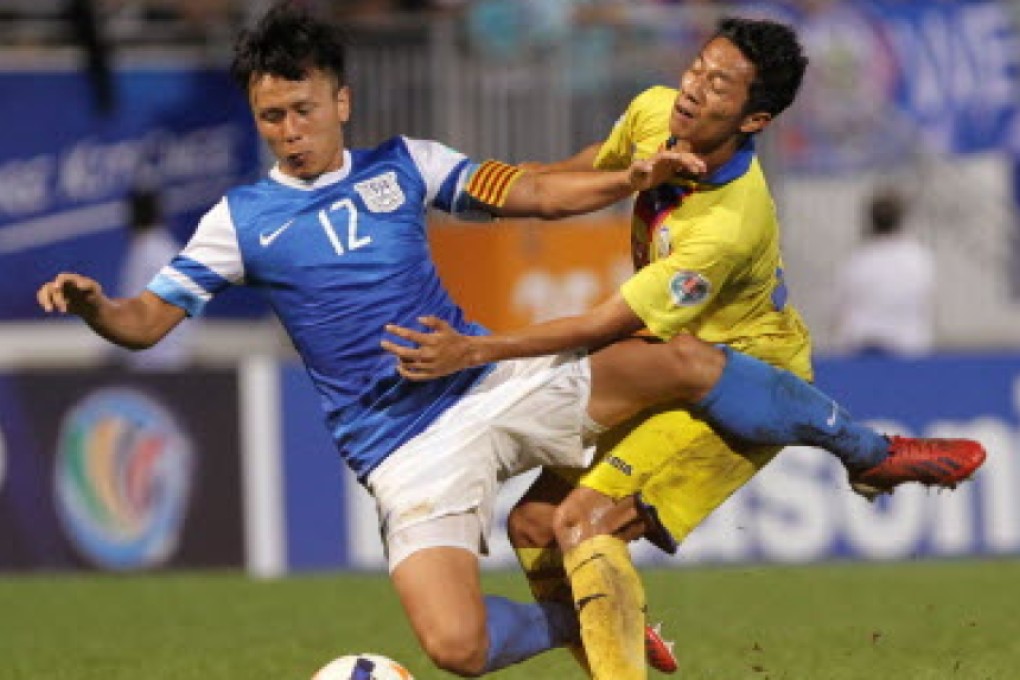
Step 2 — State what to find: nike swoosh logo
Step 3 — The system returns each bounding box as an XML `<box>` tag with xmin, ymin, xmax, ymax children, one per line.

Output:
<box><xmin>259</xmin><ymin>219</ymin><xmax>295</xmax><ymax>247</ymax></box>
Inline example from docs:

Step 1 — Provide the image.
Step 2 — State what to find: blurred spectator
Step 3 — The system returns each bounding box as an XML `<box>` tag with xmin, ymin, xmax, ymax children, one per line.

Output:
<box><xmin>833</xmin><ymin>187</ymin><xmax>935</xmax><ymax>357</ymax></box>
<box><xmin>68</xmin><ymin>0</ymin><xmax>114</xmax><ymax>114</ymax></box>
<box><xmin>116</xmin><ymin>187</ymin><xmax>195</xmax><ymax>371</ymax></box>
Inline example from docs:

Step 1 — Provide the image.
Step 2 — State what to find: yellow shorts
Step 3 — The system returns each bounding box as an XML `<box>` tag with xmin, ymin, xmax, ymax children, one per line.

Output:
<box><xmin>553</xmin><ymin>406</ymin><xmax>781</xmax><ymax>545</ymax></box>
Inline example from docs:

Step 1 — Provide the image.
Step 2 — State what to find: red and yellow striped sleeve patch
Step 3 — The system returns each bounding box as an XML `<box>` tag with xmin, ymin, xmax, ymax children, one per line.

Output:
<box><xmin>465</xmin><ymin>160</ymin><xmax>525</xmax><ymax>208</ymax></box>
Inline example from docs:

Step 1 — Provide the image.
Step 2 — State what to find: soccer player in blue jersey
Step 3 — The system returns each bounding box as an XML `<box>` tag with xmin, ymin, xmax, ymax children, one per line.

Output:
<box><xmin>36</xmin><ymin>4</ymin><xmax>982</xmax><ymax>680</ymax></box>
<box><xmin>35</xmin><ymin>5</ymin><xmax>693</xmax><ymax>676</ymax></box>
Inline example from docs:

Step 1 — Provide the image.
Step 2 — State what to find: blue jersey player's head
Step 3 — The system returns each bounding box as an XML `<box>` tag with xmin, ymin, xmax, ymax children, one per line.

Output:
<box><xmin>669</xmin><ymin>16</ymin><xmax>808</xmax><ymax>172</ymax></box>
<box><xmin>231</xmin><ymin>2</ymin><xmax>350</xmax><ymax>182</ymax></box>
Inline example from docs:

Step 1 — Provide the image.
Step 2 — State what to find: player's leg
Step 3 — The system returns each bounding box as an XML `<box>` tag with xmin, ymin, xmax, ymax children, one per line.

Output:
<box><xmin>511</xmin><ymin>482</ymin><xmax>651</xmax><ymax>680</ymax></box>
<box><xmin>551</xmin><ymin>411</ymin><xmax>778</xmax><ymax>680</ymax></box>
<box><xmin>390</xmin><ymin>518</ymin><xmax>579</xmax><ymax>676</ymax></box>
<box><xmin>391</xmin><ymin>543</ymin><xmax>489</xmax><ymax>674</ymax></box>
<box><xmin>370</xmin><ymin>355</ymin><xmax>595</xmax><ymax>677</ymax></box>
<box><xmin>694</xmin><ymin>345</ymin><xmax>985</xmax><ymax>495</ymax></box>
<box><xmin>586</xmin><ymin>335</ymin><xmax>985</xmax><ymax>494</ymax></box>
<box><xmin>586</xmin><ymin>335</ymin><xmax>885</xmax><ymax>467</ymax></box>
<box><xmin>554</xmin><ymin>489</ymin><xmax>648</xmax><ymax>680</ymax></box>
<box><xmin>508</xmin><ymin>470</ymin><xmax>593</xmax><ymax>676</ymax></box>
<box><xmin>524</xmin><ymin>414</ymin><xmax>691</xmax><ymax>680</ymax></box>
<box><xmin>509</xmin><ymin>467</ymin><xmax>676</xmax><ymax>676</ymax></box>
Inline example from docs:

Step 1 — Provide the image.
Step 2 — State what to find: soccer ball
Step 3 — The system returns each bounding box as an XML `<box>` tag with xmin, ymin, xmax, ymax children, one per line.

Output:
<box><xmin>311</xmin><ymin>653</ymin><xmax>414</xmax><ymax>680</ymax></box>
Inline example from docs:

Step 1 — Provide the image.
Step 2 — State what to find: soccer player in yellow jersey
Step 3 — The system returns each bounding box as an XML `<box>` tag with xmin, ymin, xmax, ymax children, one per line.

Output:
<box><xmin>384</xmin><ymin>16</ymin><xmax>985</xmax><ymax>679</ymax></box>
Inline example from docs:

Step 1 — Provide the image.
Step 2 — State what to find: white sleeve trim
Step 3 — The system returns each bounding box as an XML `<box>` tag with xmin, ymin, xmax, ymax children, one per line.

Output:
<box><xmin>401</xmin><ymin>136</ymin><xmax>469</xmax><ymax>206</ymax></box>
<box><xmin>180</xmin><ymin>198</ymin><xmax>245</xmax><ymax>284</ymax></box>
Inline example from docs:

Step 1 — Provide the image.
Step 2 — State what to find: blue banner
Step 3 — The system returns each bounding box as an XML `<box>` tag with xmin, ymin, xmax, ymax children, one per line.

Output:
<box><xmin>279</xmin><ymin>354</ymin><xmax>1019</xmax><ymax>570</ymax></box>
<box><xmin>280</xmin><ymin>366</ymin><xmax>351</xmax><ymax>571</ymax></box>
<box><xmin>0</xmin><ymin>64</ymin><xmax>263</xmax><ymax>319</ymax></box>
<box><xmin>752</xmin><ymin>0</ymin><xmax>1020</xmax><ymax>172</ymax></box>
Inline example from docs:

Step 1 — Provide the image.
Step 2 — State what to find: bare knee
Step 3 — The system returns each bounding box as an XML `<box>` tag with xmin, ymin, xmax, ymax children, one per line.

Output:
<box><xmin>551</xmin><ymin>489</ymin><xmax>615</xmax><ymax>550</ymax></box>
<box><xmin>552</xmin><ymin>499</ymin><xmax>589</xmax><ymax>552</ymax></box>
<box><xmin>392</xmin><ymin>547</ymin><xmax>488</xmax><ymax>676</ymax></box>
<box><xmin>664</xmin><ymin>334</ymin><xmax>725</xmax><ymax>402</ymax></box>
<box><xmin>508</xmin><ymin>501</ymin><xmax>557</xmax><ymax>549</ymax></box>
<box><xmin>420</xmin><ymin>621</ymin><xmax>488</xmax><ymax>677</ymax></box>
<box><xmin>507</xmin><ymin>470</ymin><xmax>573</xmax><ymax>549</ymax></box>
<box><xmin>552</xmin><ymin>490</ymin><xmax>648</xmax><ymax>551</ymax></box>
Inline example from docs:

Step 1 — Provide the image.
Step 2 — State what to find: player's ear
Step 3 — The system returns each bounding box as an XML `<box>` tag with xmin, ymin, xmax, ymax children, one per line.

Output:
<box><xmin>336</xmin><ymin>85</ymin><xmax>351</xmax><ymax>123</ymax></box>
<box><xmin>740</xmin><ymin>111</ymin><xmax>771</xmax><ymax>135</ymax></box>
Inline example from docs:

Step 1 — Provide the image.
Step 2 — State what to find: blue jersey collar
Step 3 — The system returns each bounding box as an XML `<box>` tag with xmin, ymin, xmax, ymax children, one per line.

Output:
<box><xmin>699</xmin><ymin>137</ymin><xmax>755</xmax><ymax>187</ymax></box>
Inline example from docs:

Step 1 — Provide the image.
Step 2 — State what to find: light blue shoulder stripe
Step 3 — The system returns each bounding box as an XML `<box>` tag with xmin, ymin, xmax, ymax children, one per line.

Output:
<box><xmin>147</xmin><ymin>255</ymin><xmax>232</xmax><ymax>317</ymax></box>
<box><xmin>171</xmin><ymin>255</ymin><xmax>232</xmax><ymax>294</ymax></box>
<box><xmin>147</xmin><ymin>272</ymin><xmax>206</xmax><ymax>317</ymax></box>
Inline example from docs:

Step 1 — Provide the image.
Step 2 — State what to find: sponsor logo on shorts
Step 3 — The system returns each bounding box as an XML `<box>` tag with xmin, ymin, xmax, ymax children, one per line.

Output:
<box><xmin>669</xmin><ymin>270</ymin><xmax>711</xmax><ymax>307</ymax></box>
<box><xmin>54</xmin><ymin>388</ymin><xmax>194</xmax><ymax>571</ymax></box>
<box><xmin>607</xmin><ymin>455</ymin><xmax>633</xmax><ymax>476</ymax></box>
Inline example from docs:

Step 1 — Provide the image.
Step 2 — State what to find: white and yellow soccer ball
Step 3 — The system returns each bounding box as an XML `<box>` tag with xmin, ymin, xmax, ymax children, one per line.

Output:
<box><xmin>311</xmin><ymin>653</ymin><xmax>414</xmax><ymax>680</ymax></box>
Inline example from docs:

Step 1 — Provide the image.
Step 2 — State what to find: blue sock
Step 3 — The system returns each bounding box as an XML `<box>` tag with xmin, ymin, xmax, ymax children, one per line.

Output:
<box><xmin>482</xmin><ymin>595</ymin><xmax>579</xmax><ymax>673</ymax></box>
<box><xmin>696</xmin><ymin>347</ymin><xmax>888</xmax><ymax>470</ymax></box>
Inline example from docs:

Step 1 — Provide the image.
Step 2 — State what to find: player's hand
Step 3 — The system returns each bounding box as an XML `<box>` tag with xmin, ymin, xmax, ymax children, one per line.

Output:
<box><xmin>36</xmin><ymin>272</ymin><xmax>106</xmax><ymax>317</ymax></box>
<box><xmin>381</xmin><ymin>316</ymin><xmax>478</xmax><ymax>381</ymax></box>
<box><xmin>627</xmin><ymin>150</ymin><xmax>706</xmax><ymax>192</ymax></box>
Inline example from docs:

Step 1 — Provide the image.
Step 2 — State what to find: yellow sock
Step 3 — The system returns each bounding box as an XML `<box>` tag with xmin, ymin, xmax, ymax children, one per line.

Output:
<box><xmin>564</xmin><ymin>535</ymin><xmax>646</xmax><ymax>680</ymax></box>
<box><xmin>515</xmin><ymin>546</ymin><xmax>591</xmax><ymax>677</ymax></box>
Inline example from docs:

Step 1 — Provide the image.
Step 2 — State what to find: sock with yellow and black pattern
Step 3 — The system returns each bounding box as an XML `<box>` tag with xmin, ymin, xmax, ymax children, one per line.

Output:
<box><xmin>515</xmin><ymin>546</ymin><xmax>591</xmax><ymax>676</ymax></box>
<box><xmin>563</xmin><ymin>535</ymin><xmax>646</xmax><ymax>680</ymax></box>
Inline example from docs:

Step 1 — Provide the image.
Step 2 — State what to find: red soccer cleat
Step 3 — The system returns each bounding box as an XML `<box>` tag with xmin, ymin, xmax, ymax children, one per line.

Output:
<box><xmin>645</xmin><ymin>622</ymin><xmax>678</xmax><ymax>674</ymax></box>
<box><xmin>849</xmin><ymin>436</ymin><xmax>986</xmax><ymax>501</ymax></box>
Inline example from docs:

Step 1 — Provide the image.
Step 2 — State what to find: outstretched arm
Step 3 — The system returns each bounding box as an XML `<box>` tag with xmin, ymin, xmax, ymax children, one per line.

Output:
<box><xmin>37</xmin><ymin>272</ymin><xmax>186</xmax><ymax>350</ymax></box>
<box><xmin>382</xmin><ymin>294</ymin><xmax>644</xmax><ymax>380</ymax></box>
<box><xmin>478</xmin><ymin>150</ymin><xmax>704</xmax><ymax>220</ymax></box>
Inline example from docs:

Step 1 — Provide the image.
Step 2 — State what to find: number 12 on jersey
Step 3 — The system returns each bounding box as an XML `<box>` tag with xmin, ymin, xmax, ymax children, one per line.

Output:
<box><xmin>318</xmin><ymin>198</ymin><xmax>372</xmax><ymax>255</ymax></box>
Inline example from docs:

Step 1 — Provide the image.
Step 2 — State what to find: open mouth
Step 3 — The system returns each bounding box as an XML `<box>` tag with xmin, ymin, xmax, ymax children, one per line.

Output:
<box><xmin>675</xmin><ymin>103</ymin><xmax>696</xmax><ymax>120</ymax></box>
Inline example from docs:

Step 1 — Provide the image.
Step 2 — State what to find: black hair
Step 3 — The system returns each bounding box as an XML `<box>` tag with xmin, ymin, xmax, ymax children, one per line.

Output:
<box><xmin>868</xmin><ymin>189</ymin><xmax>906</xmax><ymax>237</ymax></box>
<box><xmin>128</xmin><ymin>187</ymin><xmax>161</xmax><ymax>234</ymax></box>
<box><xmin>715</xmin><ymin>16</ymin><xmax>808</xmax><ymax>118</ymax></box>
<box><xmin>230</xmin><ymin>1</ymin><xmax>346</xmax><ymax>91</ymax></box>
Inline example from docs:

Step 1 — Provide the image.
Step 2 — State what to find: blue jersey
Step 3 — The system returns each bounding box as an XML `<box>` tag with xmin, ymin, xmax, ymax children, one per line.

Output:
<box><xmin>148</xmin><ymin>136</ymin><xmax>492</xmax><ymax>480</ymax></box>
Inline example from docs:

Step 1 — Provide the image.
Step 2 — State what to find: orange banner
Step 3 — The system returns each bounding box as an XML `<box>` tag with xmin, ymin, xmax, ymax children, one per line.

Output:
<box><xmin>430</xmin><ymin>216</ymin><xmax>631</xmax><ymax>332</ymax></box>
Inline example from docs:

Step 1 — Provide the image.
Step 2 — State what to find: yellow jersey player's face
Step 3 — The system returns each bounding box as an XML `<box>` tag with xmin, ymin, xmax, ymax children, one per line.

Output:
<box><xmin>249</xmin><ymin>68</ymin><xmax>351</xmax><ymax>181</ymax></box>
<box><xmin>670</xmin><ymin>37</ymin><xmax>769</xmax><ymax>160</ymax></box>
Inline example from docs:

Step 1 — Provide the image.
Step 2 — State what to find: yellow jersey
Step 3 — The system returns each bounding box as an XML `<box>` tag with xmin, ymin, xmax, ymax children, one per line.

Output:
<box><xmin>595</xmin><ymin>86</ymin><xmax>813</xmax><ymax>380</ymax></box>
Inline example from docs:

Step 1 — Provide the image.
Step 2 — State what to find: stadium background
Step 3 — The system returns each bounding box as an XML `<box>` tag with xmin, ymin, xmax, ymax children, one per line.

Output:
<box><xmin>1</xmin><ymin>1</ymin><xmax>1019</xmax><ymax>678</ymax></box>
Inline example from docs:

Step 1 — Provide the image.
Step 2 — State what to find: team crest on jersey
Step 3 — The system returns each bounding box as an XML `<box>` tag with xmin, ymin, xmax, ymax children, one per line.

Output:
<box><xmin>669</xmin><ymin>270</ymin><xmax>711</xmax><ymax>306</ymax></box>
<box><xmin>655</xmin><ymin>226</ymin><xmax>672</xmax><ymax>258</ymax></box>
<box><xmin>354</xmin><ymin>172</ymin><xmax>405</xmax><ymax>212</ymax></box>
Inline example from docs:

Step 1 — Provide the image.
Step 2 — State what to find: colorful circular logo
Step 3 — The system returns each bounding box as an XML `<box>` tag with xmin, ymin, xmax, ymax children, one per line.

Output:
<box><xmin>54</xmin><ymin>388</ymin><xmax>194</xmax><ymax>570</ymax></box>
<box><xmin>669</xmin><ymin>270</ymin><xmax>711</xmax><ymax>307</ymax></box>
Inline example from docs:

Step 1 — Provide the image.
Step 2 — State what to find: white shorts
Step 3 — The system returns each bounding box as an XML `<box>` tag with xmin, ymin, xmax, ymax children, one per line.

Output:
<box><xmin>366</xmin><ymin>352</ymin><xmax>600</xmax><ymax>571</ymax></box>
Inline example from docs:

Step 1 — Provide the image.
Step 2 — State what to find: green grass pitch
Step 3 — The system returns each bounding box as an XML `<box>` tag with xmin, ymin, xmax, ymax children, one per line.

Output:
<box><xmin>2</xmin><ymin>559</ymin><xmax>1018</xmax><ymax>680</ymax></box>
